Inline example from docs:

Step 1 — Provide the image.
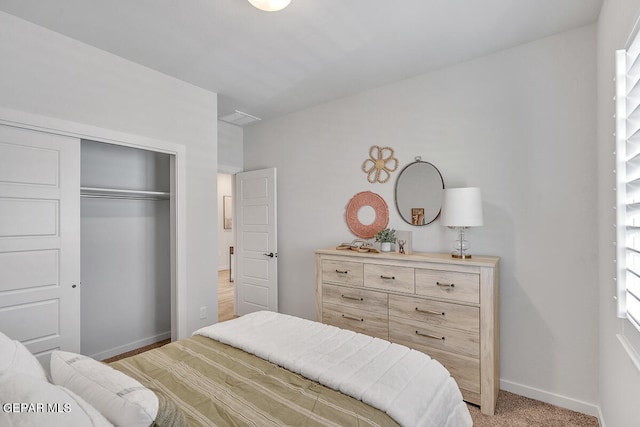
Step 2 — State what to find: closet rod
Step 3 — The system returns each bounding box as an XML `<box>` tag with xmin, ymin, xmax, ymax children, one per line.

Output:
<box><xmin>80</xmin><ymin>186</ymin><xmax>170</xmax><ymax>201</ymax></box>
<box><xmin>80</xmin><ymin>194</ymin><xmax>169</xmax><ymax>201</ymax></box>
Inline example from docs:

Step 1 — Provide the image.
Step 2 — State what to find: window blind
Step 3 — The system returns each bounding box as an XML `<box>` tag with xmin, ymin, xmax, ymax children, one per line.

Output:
<box><xmin>616</xmin><ymin>29</ymin><xmax>640</xmax><ymax>332</ymax></box>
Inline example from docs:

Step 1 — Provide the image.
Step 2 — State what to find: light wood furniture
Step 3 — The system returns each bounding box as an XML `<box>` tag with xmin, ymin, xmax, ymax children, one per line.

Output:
<box><xmin>315</xmin><ymin>248</ymin><xmax>499</xmax><ymax>415</ymax></box>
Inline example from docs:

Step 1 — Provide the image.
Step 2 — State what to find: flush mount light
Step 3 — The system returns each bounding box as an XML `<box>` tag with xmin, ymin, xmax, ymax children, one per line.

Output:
<box><xmin>248</xmin><ymin>0</ymin><xmax>291</xmax><ymax>12</ymax></box>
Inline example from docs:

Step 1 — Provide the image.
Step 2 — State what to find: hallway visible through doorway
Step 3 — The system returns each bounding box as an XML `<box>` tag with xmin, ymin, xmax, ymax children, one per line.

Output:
<box><xmin>218</xmin><ymin>269</ymin><xmax>236</xmax><ymax>322</ymax></box>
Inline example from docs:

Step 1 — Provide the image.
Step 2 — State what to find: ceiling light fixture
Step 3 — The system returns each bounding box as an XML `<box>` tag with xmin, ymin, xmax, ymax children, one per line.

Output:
<box><xmin>248</xmin><ymin>0</ymin><xmax>291</xmax><ymax>12</ymax></box>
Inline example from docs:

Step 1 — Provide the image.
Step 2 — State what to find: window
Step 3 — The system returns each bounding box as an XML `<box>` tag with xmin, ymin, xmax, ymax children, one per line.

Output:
<box><xmin>616</xmin><ymin>27</ymin><xmax>640</xmax><ymax>333</ymax></box>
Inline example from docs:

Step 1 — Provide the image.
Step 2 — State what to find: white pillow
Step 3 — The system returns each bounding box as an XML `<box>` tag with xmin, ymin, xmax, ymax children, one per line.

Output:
<box><xmin>50</xmin><ymin>350</ymin><xmax>158</xmax><ymax>427</ymax></box>
<box><xmin>0</xmin><ymin>373</ymin><xmax>112</xmax><ymax>426</ymax></box>
<box><xmin>0</xmin><ymin>331</ymin><xmax>47</xmax><ymax>381</ymax></box>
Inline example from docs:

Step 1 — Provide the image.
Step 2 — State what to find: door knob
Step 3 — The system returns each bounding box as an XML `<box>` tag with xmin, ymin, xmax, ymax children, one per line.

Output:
<box><xmin>263</xmin><ymin>252</ymin><xmax>274</xmax><ymax>258</ymax></box>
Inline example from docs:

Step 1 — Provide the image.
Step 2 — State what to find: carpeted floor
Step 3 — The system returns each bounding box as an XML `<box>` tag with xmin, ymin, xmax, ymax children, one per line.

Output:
<box><xmin>467</xmin><ymin>390</ymin><xmax>599</xmax><ymax>426</ymax></box>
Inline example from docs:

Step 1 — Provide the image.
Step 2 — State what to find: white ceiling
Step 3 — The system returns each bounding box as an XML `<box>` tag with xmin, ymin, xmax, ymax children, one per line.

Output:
<box><xmin>0</xmin><ymin>0</ymin><xmax>603</xmax><ymax>124</ymax></box>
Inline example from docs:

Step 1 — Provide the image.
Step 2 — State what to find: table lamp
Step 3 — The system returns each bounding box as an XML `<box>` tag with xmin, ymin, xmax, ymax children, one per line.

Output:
<box><xmin>440</xmin><ymin>187</ymin><xmax>483</xmax><ymax>259</ymax></box>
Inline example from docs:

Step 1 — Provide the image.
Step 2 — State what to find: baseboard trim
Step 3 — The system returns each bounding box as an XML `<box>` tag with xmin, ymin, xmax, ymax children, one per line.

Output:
<box><xmin>597</xmin><ymin>406</ymin><xmax>607</xmax><ymax>427</ymax></box>
<box><xmin>89</xmin><ymin>331</ymin><xmax>171</xmax><ymax>361</ymax></box>
<box><xmin>500</xmin><ymin>379</ymin><xmax>601</xmax><ymax>420</ymax></box>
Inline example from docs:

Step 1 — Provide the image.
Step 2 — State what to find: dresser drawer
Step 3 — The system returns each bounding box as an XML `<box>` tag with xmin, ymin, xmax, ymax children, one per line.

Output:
<box><xmin>420</xmin><ymin>347</ymin><xmax>480</xmax><ymax>397</ymax></box>
<box><xmin>364</xmin><ymin>264</ymin><xmax>414</xmax><ymax>293</ymax></box>
<box><xmin>322</xmin><ymin>260</ymin><xmax>363</xmax><ymax>286</ymax></box>
<box><xmin>415</xmin><ymin>268</ymin><xmax>479</xmax><ymax>304</ymax></box>
<box><xmin>323</xmin><ymin>283</ymin><xmax>388</xmax><ymax>313</ymax></box>
<box><xmin>389</xmin><ymin>317</ymin><xmax>480</xmax><ymax>396</ymax></box>
<box><xmin>389</xmin><ymin>315</ymin><xmax>479</xmax><ymax>359</ymax></box>
<box><xmin>323</xmin><ymin>303</ymin><xmax>389</xmax><ymax>340</ymax></box>
<box><xmin>389</xmin><ymin>294</ymin><xmax>479</xmax><ymax>333</ymax></box>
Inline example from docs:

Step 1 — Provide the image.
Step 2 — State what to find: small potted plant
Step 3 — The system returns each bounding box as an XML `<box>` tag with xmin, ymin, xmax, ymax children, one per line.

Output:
<box><xmin>374</xmin><ymin>228</ymin><xmax>396</xmax><ymax>252</ymax></box>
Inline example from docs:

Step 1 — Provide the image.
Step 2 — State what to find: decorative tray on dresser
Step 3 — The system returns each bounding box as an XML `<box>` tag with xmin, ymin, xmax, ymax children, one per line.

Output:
<box><xmin>315</xmin><ymin>248</ymin><xmax>500</xmax><ymax>415</ymax></box>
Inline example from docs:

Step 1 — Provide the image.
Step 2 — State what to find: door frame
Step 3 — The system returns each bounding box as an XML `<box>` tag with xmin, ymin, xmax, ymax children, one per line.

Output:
<box><xmin>0</xmin><ymin>106</ymin><xmax>188</xmax><ymax>340</ymax></box>
<box><xmin>217</xmin><ymin>166</ymin><xmax>242</xmax><ymax>318</ymax></box>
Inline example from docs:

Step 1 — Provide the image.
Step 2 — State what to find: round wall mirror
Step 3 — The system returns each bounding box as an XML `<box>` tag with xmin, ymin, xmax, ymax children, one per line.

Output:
<box><xmin>394</xmin><ymin>158</ymin><xmax>444</xmax><ymax>226</ymax></box>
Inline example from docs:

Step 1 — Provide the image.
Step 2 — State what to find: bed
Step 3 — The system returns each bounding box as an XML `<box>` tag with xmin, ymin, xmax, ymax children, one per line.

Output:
<box><xmin>0</xmin><ymin>312</ymin><xmax>472</xmax><ymax>426</ymax></box>
<box><xmin>111</xmin><ymin>334</ymin><xmax>400</xmax><ymax>426</ymax></box>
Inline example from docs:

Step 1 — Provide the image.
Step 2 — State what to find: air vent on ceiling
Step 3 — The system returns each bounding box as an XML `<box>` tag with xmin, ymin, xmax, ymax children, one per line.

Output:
<box><xmin>219</xmin><ymin>110</ymin><xmax>261</xmax><ymax>126</ymax></box>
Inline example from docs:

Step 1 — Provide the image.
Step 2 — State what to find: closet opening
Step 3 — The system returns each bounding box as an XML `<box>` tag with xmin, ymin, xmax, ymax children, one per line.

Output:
<box><xmin>80</xmin><ymin>140</ymin><xmax>175</xmax><ymax>360</ymax></box>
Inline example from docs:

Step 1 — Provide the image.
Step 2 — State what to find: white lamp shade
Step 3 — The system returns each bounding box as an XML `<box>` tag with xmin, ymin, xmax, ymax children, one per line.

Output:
<box><xmin>440</xmin><ymin>187</ymin><xmax>484</xmax><ymax>227</ymax></box>
<box><xmin>248</xmin><ymin>0</ymin><xmax>291</xmax><ymax>11</ymax></box>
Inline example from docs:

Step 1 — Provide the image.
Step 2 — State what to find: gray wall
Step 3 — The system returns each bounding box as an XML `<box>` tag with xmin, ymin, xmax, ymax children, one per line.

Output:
<box><xmin>218</xmin><ymin>121</ymin><xmax>244</xmax><ymax>174</ymax></box>
<box><xmin>217</xmin><ymin>121</ymin><xmax>242</xmax><ymax>272</ymax></box>
<box><xmin>80</xmin><ymin>141</ymin><xmax>171</xmax><ymax>359</ymax></box>
<box><xmin>245</xmin><ymin>25</ymin><xmax>599</xmax><ymax>414</ymax></box>
<box><xmin>598</xmin><ymin>1</ymin><xmax>640</xmax><ymax>426</ymax></box>
<box><xmin>0</xmin><ymin>11</ymin><xmax>219</xmax><ymax>334</ymax></box>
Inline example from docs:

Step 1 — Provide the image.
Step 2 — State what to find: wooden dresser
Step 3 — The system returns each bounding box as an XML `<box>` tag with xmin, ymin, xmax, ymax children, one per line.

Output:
<box><xmin>315</xmin><ymin>248</ymin><xmax>499</xmax><ymax>415</ymax></box>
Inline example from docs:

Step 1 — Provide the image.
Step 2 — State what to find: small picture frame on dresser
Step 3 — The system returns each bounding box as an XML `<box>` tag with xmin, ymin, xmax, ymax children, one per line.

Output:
<box><xmin>395</xmin><ymin>230</ymin><xmax>413</xmax><ymax>254</ymax></box>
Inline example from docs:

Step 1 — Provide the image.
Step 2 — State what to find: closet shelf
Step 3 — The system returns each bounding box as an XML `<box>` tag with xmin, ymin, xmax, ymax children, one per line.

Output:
<box><xmin>80</xmin><ymin>186</ymin><xmax>170</xmax><ymax>201</ymax></box>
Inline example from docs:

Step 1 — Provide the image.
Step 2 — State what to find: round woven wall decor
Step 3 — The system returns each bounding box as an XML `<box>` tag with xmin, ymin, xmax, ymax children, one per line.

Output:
<box><xmin>345</xmin><ymin>191</ymin><xmax>389</xmax><ymax>239</ymax></box>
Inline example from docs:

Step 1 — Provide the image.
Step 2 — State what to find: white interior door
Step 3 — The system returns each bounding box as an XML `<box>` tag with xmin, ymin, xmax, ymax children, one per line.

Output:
<box><xmin>0</xmin><ymin>125</ymin><xmax>80</xmax><ymax>365</ymax></box>
<box><xmin>235</xmin><ymin>168</ymin><xmax>277</xmax><ymax>315</ymax></box>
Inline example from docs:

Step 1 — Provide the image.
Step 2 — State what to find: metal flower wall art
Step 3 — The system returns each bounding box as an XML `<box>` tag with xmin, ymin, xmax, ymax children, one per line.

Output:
<box><xmin>362</xmin><ymin>145</ymin><xmax>398</xmax><ymax>183</ymax></box>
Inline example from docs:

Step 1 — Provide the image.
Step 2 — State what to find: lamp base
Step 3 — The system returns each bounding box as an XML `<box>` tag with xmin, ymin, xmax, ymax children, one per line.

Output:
<box><xmin>449</xmin><ymin>227</ymin><xmax>473</xmax><ymax>259</ymax></box>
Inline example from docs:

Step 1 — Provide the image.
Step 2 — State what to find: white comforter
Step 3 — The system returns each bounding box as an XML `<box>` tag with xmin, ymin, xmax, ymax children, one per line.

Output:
<box><xmin>194</xmin><ymin>311</ymin><xmax>472</xmax><ymax>427</ymax></box>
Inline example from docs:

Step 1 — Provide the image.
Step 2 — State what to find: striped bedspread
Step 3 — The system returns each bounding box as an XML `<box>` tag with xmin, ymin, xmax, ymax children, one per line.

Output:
<box><xmin>110</xmin><ymin>335</ymin><xmax>400</xmax><ymax>426</ymax></box>
<box><xmin>195</xmin><ymin>311</ymin><xmax>472</xmax><ymax>427</ymax></box>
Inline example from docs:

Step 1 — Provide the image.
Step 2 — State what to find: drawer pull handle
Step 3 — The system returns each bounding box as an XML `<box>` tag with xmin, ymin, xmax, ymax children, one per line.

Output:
<box><xmin>341</xmin><ymin>294</ymin><xmax>364</xmax><ymax>301</ymax></box>
<box><xmin>336</xmin><ymin>269</ymin><xmax>348</xmax><ymax>274</ymax></box>
<box><xmin>342</xmin><ymin>314</ymin><xmax>364</xmax><ymax>322</ymax></box>
<box><xmin>436</xmin><ymin>281</ymin><xmax>455</xmax><ymax>288</ymax></box>
<box><xmin>415</xmin><ymin>307</ymin><xmax>445</xmax><ymax>316</ymax></box>
<box><xmin>380</xmin><ymin>275</ymin><xmax>395</xmax><ymax>280</ymax></box>
<box><xmin>415</xmin><ymin>330</ymin><xmax>445</xmax><ymax>340</ymax></box>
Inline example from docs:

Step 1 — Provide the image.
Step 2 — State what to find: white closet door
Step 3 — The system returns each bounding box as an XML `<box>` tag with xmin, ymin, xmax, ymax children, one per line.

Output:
<box><xmin>0</xmin><ymin>125</ymin><xmax>80</xmax><ymax>363</ymax></box>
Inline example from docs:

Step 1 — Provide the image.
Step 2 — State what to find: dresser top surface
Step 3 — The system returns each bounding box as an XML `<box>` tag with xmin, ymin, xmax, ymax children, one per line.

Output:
<box><xmin>316</xmin><ymin>248</ymin><xmax>499</xmax><ymax>267</ymax></box>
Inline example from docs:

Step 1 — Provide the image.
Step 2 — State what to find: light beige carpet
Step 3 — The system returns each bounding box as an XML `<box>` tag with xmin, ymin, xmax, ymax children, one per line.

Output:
<box><xmin>468</xmin><ymin>390</ymin><xmax>599</xmax><ymax>426</ymax></box>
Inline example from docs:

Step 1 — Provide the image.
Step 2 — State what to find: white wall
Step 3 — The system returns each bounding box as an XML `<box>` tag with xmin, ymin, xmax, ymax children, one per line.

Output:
<box><xmin>217</xmin><ymin>173</ymin><xmax>235</xmax><ymax>270</ymax></box>
<box><xmin>217</xmin><ymin>120</ymin><xmax>241</xmax><ymax>276</ymax></box>
<box><xmin>245</xmin><ymin>25</ymin><xmax>599</xmax><ymax>414</ymax></box>
<box><xmin>597</xmin><ymin>1</ymin><xmax>640</xmax><ymax>426</ymax></box>
<box><xmin>0</xmin><ymin>11</ymin><xmax>219</xmax><ymax>334</ymax></box>
<box><xmin>218</xmin><ymin>121</ymin><xmax>244</xmax><ymax>173</ymax></box>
